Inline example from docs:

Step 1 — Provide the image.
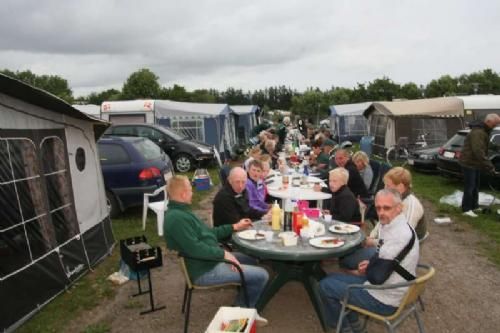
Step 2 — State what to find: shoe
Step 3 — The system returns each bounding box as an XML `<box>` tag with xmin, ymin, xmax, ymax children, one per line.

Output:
<box><xmin>255</xmin><ymin>313</ymin><xmax>268</xmax><ymax>327</ymax></box>
<box><xmin>463</xmin><ymin>210</ymin><xmax>478</xmax><ymax>218</ymax></box>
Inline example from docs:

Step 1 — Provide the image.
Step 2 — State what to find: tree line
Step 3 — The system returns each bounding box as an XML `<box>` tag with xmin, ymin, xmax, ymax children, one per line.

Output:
<box><xmin>2</xmin><ymin>67</ymin><xmax>500</xmax><ymax>121</ymax></box>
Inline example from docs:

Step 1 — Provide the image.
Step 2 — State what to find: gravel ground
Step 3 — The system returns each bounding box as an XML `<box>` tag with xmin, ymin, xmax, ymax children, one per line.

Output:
<box><xmin>65</xmin><ymin>192</ymin><xmax>500</xmax><ymax>333</ymax></box>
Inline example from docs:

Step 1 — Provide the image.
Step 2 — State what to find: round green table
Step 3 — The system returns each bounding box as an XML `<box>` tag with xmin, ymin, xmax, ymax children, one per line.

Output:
<box><xmin>232</xmin><ymin>220</ymin><xmax>364</xmax><ymax>331</ymax></box>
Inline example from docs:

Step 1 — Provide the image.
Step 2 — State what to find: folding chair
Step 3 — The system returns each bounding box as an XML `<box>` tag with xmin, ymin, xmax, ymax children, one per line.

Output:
<box><xmin>178</xmin><ymin>253</ymin><xmax>248</xmax><ymax>333</ymax></box>
<box><xmin>336</xmin><ymin>264</ymin><xmax>435</xmax><ymax>333</ymax></box>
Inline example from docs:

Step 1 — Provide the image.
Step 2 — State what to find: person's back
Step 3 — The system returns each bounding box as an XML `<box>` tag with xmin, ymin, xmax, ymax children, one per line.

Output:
<box><xmin>459</xmin><ymin>120</ymin><xmax>493</xmax><ymax>171</ymax></box>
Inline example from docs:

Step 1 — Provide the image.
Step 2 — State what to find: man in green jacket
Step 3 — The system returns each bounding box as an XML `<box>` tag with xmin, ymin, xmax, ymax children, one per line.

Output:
<box><xmin>164</xmin><ymin>175</ymin><xmax>269</xmax><ymax>323</ymax></box>
<box><xmin>459</xmin><ymin>114</ymin><xmax>500</xmax><ymax>217</ymax></box>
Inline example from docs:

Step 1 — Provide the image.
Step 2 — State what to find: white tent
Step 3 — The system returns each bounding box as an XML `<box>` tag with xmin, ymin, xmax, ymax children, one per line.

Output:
<box><xmin>72</xmin><ymin>104</ymin><xmax>101</xmax><ymax>118</ymax></box>
<box><xmin>329</xmin><ymin>102</ymin><xmax>371</xmax><ymax>142</ymax></box>
<box><xmin>0</xmin><ymin>74</ymin><xmax>113</xmax><ymax>332</ymax></box>
<box><xmin>458</xmin><ymin>95</ymin><xmax>500</xmax><ymax>121</ymax></box>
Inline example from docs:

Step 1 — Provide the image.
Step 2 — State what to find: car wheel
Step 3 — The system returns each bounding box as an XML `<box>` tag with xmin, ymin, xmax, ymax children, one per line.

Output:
<box><xmin>106</xmin><ymin>191</ymin><xmax>120</xmax><ymax>219</ymax></box>
<box><xmin>174</xmin><ymin>153</ymin><xmax>193</xmax><ymax>172</ymax></box>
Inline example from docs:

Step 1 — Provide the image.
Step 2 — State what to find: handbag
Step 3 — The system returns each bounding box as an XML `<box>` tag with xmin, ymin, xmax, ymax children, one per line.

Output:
<box><xmin>366</xmin><ymin>225</ymin><xmax>416</xmax><ymax>285</ymax></box>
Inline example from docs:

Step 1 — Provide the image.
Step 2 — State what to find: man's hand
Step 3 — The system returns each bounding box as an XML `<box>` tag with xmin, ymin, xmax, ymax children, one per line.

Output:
<box><xmin>224</xmin><ymin>250</ymin><xmax>241</xmax><ymax>272</ymax></box>
<box><xmin>233</xmin><ymin>218</ymin><xmax>252</xmax><ymax>231</ymax></box>
<box><xmin>357</xmin><ymin>260</ymin><xmax>369</xmax><ymax>275</ymax></box>
<box><xmin>364</xmin><ymin>237</ymin><xmax>376</xmax><ymax>248</ymax></box>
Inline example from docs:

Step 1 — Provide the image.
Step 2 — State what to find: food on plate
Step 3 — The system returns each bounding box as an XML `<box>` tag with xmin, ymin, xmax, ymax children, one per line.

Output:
<box><xmin>321</xmin><ymin>238</ymin><xmax>342</xmax><ymax>245</ymax></box>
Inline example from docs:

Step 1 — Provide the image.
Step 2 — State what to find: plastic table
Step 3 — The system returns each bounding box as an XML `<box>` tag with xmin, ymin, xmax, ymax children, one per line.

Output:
<box><xmin>232</xmin><ymin>221</ymin><xmax>364</xmax><ymax>331</ymax></box>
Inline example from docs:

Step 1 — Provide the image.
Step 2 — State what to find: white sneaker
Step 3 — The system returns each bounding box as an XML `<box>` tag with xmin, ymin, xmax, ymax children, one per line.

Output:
<box><xmin>463</xmin><ymin>210</ymin><xmax>478</xmax><ymax>218</ymax></box>
<box><xmin>255</xmin><ymin>313</ymin><xmax>268</xmax><ymax>327</ymax></box>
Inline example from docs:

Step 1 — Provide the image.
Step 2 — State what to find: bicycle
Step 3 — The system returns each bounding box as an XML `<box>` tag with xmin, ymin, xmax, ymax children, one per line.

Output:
<box><xmin>386</xmin><ymin>137</ymin><xmax>409</xmax><ymax>166</ymax></box>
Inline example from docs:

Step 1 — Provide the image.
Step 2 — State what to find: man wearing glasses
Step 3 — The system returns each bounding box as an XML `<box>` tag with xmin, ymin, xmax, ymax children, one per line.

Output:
<box><xmin>319</xmin><ymin>189</ymin><xmax>419</xmax><ymax>333</ymax></box>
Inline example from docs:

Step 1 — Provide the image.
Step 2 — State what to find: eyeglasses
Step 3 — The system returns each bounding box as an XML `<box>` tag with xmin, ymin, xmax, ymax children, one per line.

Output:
<box><xmin>375</xmin><ymin>205</ymin><xmax>396</xmax><ymax>212</ymax></box>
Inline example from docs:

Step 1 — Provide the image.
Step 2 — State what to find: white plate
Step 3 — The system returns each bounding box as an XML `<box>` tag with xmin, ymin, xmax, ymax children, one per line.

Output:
<box><xmin>309</xmin><ymin>236</ymin><xmax>345</xmax><ymax>248</ymax></box>
<box><xmin>237</xmin><ymin>230</ymin><xmax>266</xmax><ymax>241</ymax></box>
<box><xmin>328</xmin><ymin>224</ymin><xmax>360</xmax><ymax>234</ymax></box>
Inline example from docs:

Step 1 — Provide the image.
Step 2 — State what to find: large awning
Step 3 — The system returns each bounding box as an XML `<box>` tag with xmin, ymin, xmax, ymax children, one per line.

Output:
<box><xmin>363</xmin><ymin>97</ymin><xmax>464</xmax><ymax>118</ymax></box>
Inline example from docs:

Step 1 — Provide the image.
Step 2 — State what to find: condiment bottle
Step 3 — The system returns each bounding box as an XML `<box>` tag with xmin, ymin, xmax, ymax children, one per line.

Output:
<box><xmin>271</xmin><ymin>201</ymin><xmax>281</xmax><ymax>231</ymax></box>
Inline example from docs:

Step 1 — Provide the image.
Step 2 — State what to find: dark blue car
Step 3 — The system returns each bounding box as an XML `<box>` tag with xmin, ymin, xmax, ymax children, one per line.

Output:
<box><xmin>98</xmin><ymin>136</ymin><xmax>174</xmax><ymax>217</ymax></box>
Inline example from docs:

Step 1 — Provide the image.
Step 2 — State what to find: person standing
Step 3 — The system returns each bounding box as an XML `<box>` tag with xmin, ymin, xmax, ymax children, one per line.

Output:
<box><xmin>459</xmin><ymin>114</ymin><xmax>500</xmax><ymax>217</ymax></box>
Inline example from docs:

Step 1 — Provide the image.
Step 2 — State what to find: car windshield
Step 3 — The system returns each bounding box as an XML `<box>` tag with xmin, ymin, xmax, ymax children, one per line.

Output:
<box><xmin>133</xmin><ymin>139</ymin><xmax>163</xmax><ymax>160</ymax></box>
<box><xmin>158</xmin><ymin>126</ymin><xmax>186</xmax><ymax>141</ymax></box>
<box><xmin>444</xmin><ymin>133</ymin><xmax>466</xmax><ymax>149</ymax></box>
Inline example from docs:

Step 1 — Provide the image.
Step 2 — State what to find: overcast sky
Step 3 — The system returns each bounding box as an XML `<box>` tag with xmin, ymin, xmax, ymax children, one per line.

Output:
<box><xmin>1</xmin><ymin>0</ymin><xmax>499</xmax><ymax>97</ymax></box>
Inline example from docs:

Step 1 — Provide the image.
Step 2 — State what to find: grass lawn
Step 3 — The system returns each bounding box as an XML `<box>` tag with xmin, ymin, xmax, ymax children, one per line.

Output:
<box><xmin>411</xmin><ymin>171</ymin><xmax>500</xmax><ymax>265</ymax></box>
<box><xmin>17</xmin><ymin>168</ymin><xmax>221</xmax><ymax>333</ymax></box>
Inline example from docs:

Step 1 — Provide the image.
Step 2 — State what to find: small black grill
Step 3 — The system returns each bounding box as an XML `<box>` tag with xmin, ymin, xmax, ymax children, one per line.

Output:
<box><xmin>120</xmin><ymin>235</ymin><xmax>165</xmax><ymax>315</ymax></box>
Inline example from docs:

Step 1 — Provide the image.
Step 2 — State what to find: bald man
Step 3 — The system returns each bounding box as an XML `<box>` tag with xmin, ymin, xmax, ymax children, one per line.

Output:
<box><xmin>213</xmin><ymin>167</ymin><xmax>267</xmax><ymax>227</ymax></box>
<box><xmin>164</xmin><ymin>175</ymin><xmax>269</xmax><ymax>316</ymax></box>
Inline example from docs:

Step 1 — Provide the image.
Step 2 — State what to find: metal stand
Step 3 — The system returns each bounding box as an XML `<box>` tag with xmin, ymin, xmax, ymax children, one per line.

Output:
<box><xmin>131</xmin><ymin>268</ymin><xmax>166</xmax><ymax>315</ymax></box>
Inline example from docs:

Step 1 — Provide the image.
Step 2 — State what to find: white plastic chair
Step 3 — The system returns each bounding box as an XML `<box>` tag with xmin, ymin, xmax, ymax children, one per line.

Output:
<box><xmin>213</xmin><ymin>145</ymin><xmax>223</xmax><ymax>168</ymax></box>
<box><xmin>142</xmin><ymin>185</ymin><xmax>168</xmax><ymax>236</ymax></box>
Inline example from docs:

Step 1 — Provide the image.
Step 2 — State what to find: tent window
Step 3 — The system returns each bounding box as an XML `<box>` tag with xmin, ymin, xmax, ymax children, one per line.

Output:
<box><xmin>0</xmin><ymin>138</ymin><xmax>51</xmax><ymax>277</ymax></box>
<box><xmin>370</xmin><ymin>115</ymin><xmax>387</xmax><ymax>147</ymax></box>
<box><xmin>171</xmin><ymin>119</ymin><xmax>204</xmax><ymax>141</ymax></box>
<box><xmin>75</xmin><ymin>147</ymin><xmax>86</xmax><ymax>171</ymax></box>
<box><xmin>410</xmin><ymin>118</ymin><xmax>448</xmax><ymax>144</ymax></box>
<box><xmin>41</xmin><ymin>137</ymin><xmax>78</xmax><ymax>245</ymax></box>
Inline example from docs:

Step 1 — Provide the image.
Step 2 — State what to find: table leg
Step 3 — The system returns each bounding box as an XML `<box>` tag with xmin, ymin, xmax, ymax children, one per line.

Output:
<box><xmin>302</xmin><ymin>263</ymin><xmax>328</xmax><ymax>331</ymax></box>
<box><xmin>256</xmin><ymin>261</ymin><xmax>329</xmax><ymax>332</ymax></box>
<box><xmin>255</xmin><ymin>262</ymin><xmax>295</xmax><ymax>311</ymax></box>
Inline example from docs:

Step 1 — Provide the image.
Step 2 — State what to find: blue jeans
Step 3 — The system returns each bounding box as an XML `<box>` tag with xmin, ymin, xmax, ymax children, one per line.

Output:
<box><xmin>320</xmin><ymin>273</ymin><xmax>397</xmax><ymax>332</ymax></box>
<box><xmin>194</xmin><ymin>252</ymin><xmax>268</xmax><ymax>308</ymax></box>
<box><xmin>461</xmin><ymin>166</ymin><xmax>481</xmax><ymax>212</ymax></box>
<box><xmin>339</xmin><ymin>247</ymin><xmax>377</xmax><ymax>270</ymax></box>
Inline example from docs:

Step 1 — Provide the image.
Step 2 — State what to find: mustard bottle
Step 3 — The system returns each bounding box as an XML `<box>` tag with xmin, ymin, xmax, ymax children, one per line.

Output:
<box><xmin>271</xmin><ymin>201</ymin><xmax>281</xmax><ymax>231</ymax></box>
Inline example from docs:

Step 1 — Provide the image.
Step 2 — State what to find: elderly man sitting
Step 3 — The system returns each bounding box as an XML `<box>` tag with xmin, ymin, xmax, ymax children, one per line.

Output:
<box><xmin>320</xmin><ymin>189</ymin><xmax>419</xmax><ymax>333</ymax></box>
<box><xmin>314</xmin><ymin>167</ymin><xmax>360</xmax><ymax>223</ymax></box>
<box><xmin>164</xmin><ymin>175</ymin><xmax>269</xmax><ymax>323</ymax></box>
<box><xmin>340</xmin><ymin>167</ymin><xmax>425</xmax><ymax>270</ymax></box>
<box><xmin>213</xmin><ymin>167</ymin><xmax>268</xmax><ymax>227</ymax></box>
<box><xmin>334</xmin><ymin>149</ymin><xmax>369</xmax><ymax>198</ymax></box>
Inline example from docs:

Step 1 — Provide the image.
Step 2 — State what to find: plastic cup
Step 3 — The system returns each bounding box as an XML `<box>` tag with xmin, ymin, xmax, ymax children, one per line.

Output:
<box><xmin>324</xmin><ymin>214</ymin><xmax>332</xmax><ymax>222</ymax></box>
<box><xmin>265</xmin><ymin>231</ymin><xmax>273</xmax><ymax>242</ymax></box>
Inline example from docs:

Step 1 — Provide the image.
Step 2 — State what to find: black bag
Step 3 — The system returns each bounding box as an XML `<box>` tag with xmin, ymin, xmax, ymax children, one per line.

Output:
<box><xmin>366</xmin><ymin>226</ymin><xmax>416</xmax><ymax>285</ymax></box>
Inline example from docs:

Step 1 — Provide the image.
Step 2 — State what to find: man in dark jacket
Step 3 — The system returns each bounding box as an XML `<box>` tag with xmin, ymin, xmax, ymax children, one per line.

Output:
<box><xmin>334</xmin><ymin>149</ymin><xmax>369</xmax><ymax>198</ymax></box>
<box><xmin>459</xmin><ymin>114</ymin><xmax>500</xmax><ymax>217</ymax></box>
<box><xmin>213</xmin><ymin>167</ymin><xmax>267</xmax><ymax>227</ymax></box>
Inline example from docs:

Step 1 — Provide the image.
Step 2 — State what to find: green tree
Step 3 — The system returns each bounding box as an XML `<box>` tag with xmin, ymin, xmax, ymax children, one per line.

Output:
<box><xmin>161</xmin><ymin>84</ymin><xmax>190</xmax><ymax>101</ymax></box>
<box><xmin>121</xmin><ymin>68</ymin><xmax>161</xmax><ymax>99</ymax></box>
<box><xmin>425</xmin><ymin>75</ymin><xmax>459</xmax><ymax>97</ymax></box>
<box><xmin>1</xmin><ymin>69</ymin><xmax>74</xmax><ymax>103</ymax></box>
<box><xmin>400</xmin><ymin>82</ymin><xmax>423</xmax><ymax>99</ymax></box>
<box><xmin>366</xmin><ymin>77</ymin><xmax>401</xmax><ymax>101</ymax></box>
<box><xmin>190</xmin><ymin>89</ymin><xmax>217</xmax><ymax>103</ymax></box>
<box><xmin>86</xmin><ymin>88</ymin><xmax>121</xmax><ymax>105</ymax></box>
